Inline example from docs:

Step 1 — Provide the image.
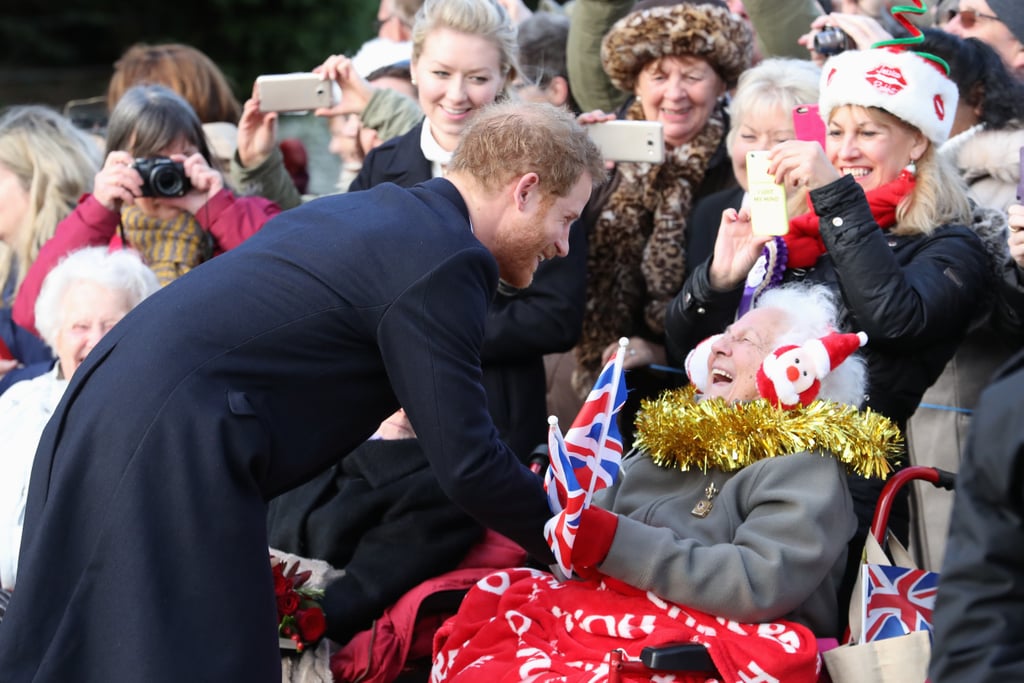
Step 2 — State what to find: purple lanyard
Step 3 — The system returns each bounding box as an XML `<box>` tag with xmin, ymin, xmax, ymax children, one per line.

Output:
<box><xmin>737</xmin><ymin>236</ymin><xmax>789</xmax><ymax>317</ymax></box>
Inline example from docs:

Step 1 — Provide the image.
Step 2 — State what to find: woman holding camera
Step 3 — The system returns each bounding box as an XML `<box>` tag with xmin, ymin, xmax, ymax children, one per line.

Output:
<box><xmin>12</xmin><ymin>84</ymin><xmax>281</xmax><ymax>337</ymax></box>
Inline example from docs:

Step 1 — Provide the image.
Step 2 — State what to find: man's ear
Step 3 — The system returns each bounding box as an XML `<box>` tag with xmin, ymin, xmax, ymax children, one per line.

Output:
<box><xmin>512</xmin><ymin>172</ymin><xmax>541</xmax><ymax>210</ymax></box>
<box><xmin>544</xmin><ymin>76</ymin><xmax>571</xmax><ymax>109</ymax></box>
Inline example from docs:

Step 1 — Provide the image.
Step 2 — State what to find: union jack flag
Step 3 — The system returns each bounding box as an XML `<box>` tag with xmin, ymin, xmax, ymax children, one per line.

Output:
<box><xmin>564</xmin><ymin>347</ymin><xmax>629</xmax><ymax>497</ymax></box>
<box><xmin>543</xmin><ymin>421</ymin><xmax>587</xmax><ymax>576</ymax></box>
<box><xmin>862</xmin><ymin>564</ymin><xmax>938</xmax><ymax>643</ymax></box>
<box><xmin>544</xmin><ymin>343</ymin><xmax>629</xmax><ymax>576</ymax></box>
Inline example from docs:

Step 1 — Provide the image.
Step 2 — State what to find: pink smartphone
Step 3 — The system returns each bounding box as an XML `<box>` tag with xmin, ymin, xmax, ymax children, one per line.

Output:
<box><xmin>792</xmin><ymin>104</ymin><xmax>826</xmax><ymax>150</ymax></box>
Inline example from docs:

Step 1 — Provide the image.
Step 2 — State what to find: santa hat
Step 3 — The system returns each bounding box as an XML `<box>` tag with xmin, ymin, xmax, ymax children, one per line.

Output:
<box><xmin>757</xmin><ymin>331</ymin><xmax>867</xmax><ymax>409</ymax></box>
<box><xmin>819</xmin><ymin>47</ymin><xmax>958</xmax><ymax>145</ymax></box>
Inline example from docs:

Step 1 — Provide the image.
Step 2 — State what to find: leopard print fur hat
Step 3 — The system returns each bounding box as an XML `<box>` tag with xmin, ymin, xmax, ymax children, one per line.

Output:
<box><xmin>601</xmin><ymin>3</ymin><xmax>754</xmax><ymax>93</ymax></box>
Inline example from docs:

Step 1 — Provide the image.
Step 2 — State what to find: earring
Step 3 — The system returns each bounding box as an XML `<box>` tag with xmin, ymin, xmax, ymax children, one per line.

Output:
<box><xmin>906</xmin><ymin>158</ymin><xmax>917</xmax><ymax>176</ymax></box>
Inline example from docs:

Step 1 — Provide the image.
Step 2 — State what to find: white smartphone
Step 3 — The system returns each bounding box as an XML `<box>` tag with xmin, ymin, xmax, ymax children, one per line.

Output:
<box><xmin>255</xmin><ymin>73</ymin><xmax>341</xmax><ymax>113</ymax></box>
<box><xmin>586</xmin><ymin>120</ymin><xmax>665</xmax><ymax>164</ymax></box>
<box><xmin>746</xmin><ymin>151</ymin><xmax>789</xmax><ymax>236</ymax></box>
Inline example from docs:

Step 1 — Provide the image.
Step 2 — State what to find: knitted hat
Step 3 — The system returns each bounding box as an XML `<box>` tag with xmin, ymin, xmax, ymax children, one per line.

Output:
<box><xmin>756</xmin><ymin>331</ymin><xmax>867</xmax><ymax>409</ymax></box>
<box><xmin>819</xmin><ymin>47</ymin><xmax>959</xmax><ymax>145</ymax></box>
<box><xmin>987</xmin><ymin>0</ymin><xmax>1024</xmax><ymax>47</ymax></box>
<box><xmin>600</xmin><ymin>3</ymin><xmax>754</xmax><ymax>94</ymax></box>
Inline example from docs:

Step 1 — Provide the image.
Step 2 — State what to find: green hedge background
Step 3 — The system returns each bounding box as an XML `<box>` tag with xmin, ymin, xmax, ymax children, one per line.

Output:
<box><xmin>0</xmin><ymin>2</ymin><xmax>377</xmax><ymax>108</ymax></box>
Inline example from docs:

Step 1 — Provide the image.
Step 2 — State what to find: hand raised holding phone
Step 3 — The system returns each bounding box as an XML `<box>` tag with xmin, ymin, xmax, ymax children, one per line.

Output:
<box><xmin>766</xmin><ymin>139</ymin><xmax>841</xmax><ymax>193</ymax></box>
<box><xmin>707</xmin><ymin>206</ymin><xmax>773</xmax><ymax>290</ymax></box>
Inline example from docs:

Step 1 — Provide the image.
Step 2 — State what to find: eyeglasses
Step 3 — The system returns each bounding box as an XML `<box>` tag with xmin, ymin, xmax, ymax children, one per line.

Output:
<box><xmin>947</xmin><ymin>8</ymin><xmax>1003</xmax><ymax>29</ymax></box>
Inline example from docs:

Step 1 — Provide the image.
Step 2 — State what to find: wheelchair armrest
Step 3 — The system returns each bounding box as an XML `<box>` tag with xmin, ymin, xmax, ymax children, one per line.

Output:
<box><xmin>640</xmin><ymin>642</ymin><xmax>717</xmax><ymax>672</ymax></box>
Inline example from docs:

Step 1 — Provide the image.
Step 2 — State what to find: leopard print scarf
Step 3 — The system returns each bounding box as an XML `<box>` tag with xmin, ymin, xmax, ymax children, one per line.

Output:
<box><xmin>574</xmin><ymin>99</ymin><xmax>727</xmax><ymax>395</ymax></box>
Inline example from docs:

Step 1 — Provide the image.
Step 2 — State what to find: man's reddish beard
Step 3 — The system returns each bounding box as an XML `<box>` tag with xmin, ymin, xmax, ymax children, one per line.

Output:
<box><xmin>492</xmin><ymin>195</ymin><xmax>558</xmax><ymax>289</ymax></box>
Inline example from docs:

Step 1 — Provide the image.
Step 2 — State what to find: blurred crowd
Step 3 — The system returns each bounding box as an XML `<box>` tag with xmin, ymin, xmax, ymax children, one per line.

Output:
<box><xmin>1</xmin><ymin>0</ymin><xmax>1023</xmax><ymax>681</ymax></box>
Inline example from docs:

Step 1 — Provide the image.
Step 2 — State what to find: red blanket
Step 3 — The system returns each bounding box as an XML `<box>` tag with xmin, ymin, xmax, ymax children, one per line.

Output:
<box><xmin>431</xmin><ymin>568</ymin><xmax>821</xmax><ymax>682</ymax></box>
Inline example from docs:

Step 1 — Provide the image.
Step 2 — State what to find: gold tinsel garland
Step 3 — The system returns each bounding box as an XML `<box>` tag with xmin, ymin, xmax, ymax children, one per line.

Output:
<box><xmin>632</xmin><ymin>386</ymin><xmax>902</xmax><ymax>480</ymax></box>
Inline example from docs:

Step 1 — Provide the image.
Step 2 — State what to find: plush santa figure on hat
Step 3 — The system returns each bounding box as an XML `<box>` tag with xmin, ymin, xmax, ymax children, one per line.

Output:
<box><xmin>756</xmin><ymin>331</ymin><xmax>867</xmax><ymax>409</ymax></box>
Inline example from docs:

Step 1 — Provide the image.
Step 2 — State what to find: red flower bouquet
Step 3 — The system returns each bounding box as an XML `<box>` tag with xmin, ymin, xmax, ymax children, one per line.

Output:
<box><xmin>272</xmin><ymin>557</ymin><xmax>327</xmax><ymax>653</ymax></box>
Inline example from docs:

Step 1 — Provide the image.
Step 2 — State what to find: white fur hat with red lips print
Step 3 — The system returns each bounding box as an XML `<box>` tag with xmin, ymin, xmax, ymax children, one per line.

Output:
<box><xmin>819</xmin><ymin>47</ymin><xmax>959</xmax><ymax>145</ymax></box>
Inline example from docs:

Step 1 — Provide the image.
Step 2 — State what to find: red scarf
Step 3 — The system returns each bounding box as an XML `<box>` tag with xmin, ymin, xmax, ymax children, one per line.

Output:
<box><xmin>784</xmin><ymin>170</ymin><xmax>915</xmax><ymax>269</ymax></box>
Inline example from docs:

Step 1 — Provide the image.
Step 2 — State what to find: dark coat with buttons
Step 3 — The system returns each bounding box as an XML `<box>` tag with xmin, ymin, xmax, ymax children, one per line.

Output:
<box><xmin>0</xmin><ymin>179</ymin><xmax>554</xmax><ymax>682</ymax></box>
<box><xmin>349</xmin><ymin>121</ymin><xmax>587</xmax><ymax>460</ymax></box>
<box><xmin>303</xmin><ymin>120</ymin><xmax>584</xmax><ymax>647</ymax></box>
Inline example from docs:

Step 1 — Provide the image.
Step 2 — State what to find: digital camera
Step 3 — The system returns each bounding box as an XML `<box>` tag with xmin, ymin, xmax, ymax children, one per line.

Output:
<box><xmin>813</xmin><ymin>27</ymin><xmax>855</xmax><ymax>56</ymax></box>
<box><xmin>133</xmin><ymin>157</ymin><xmax>191</xmax><ymax>197</ymax></box>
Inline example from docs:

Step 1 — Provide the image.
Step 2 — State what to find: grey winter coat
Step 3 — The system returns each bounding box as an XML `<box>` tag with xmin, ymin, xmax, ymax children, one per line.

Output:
<box><xmin>593</xmin><ymin>449</ymin><xmax>856</xmax><ymax>638</ymax></box>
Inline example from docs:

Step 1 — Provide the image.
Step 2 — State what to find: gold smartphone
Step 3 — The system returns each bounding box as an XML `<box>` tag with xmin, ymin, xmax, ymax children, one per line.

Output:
<box><xmin>256</xmin><ymin>73</ymin><xmax>341</xmax><ymax>113</ymax></box>
<box><xmin>586</xmin><ymin>121</ymin><xmax>665</xmax><ymax>164</ymax></box>
<box><xmin>746</xmin><ymin>151</ymin><xmax>789</xmax><ymax>236</ymax></box>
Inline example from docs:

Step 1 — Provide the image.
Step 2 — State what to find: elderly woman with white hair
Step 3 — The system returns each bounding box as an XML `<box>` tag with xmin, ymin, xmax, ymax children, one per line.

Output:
<box><xmin>0</xmin><ymin>247</ymin><xmax>158</xmax><ymax>595</ymax></box>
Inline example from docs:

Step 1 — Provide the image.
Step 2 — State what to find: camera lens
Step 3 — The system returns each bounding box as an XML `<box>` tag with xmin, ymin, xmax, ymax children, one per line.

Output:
<box><xmin>151</xmin><ymin>164</ymin><xmax>188</xmax><ymax>197</ymax></box>
<box><xmin>813</xmin><ymin>27</ymin><xmax>855</xmax><ymax>56</ymax></box>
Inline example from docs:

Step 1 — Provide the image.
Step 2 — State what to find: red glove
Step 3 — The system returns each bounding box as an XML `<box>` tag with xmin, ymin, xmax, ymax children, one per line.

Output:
<box><xmin>571</xmin><ymin>506</ymin><xmax>619</xmax><ymax>577</ymax></box>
